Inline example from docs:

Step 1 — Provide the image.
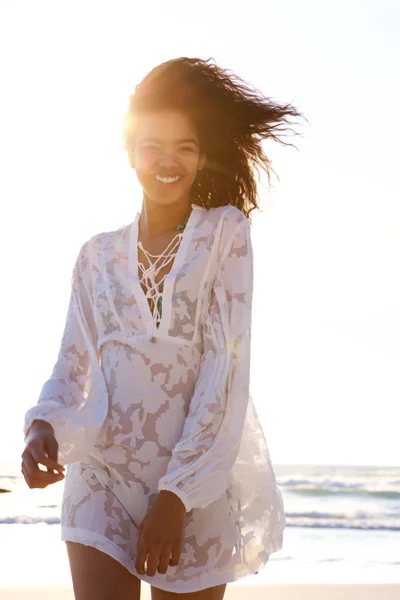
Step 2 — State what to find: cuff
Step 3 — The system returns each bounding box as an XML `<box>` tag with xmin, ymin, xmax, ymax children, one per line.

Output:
<box><xmin>157</xmin><ymin>482</ymin><xmax>193</xmax><ymax>513</ymax></box>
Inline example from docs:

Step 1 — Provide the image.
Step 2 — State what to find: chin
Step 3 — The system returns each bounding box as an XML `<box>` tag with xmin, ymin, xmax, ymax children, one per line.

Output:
<box><xmin>144</xmin><ymin>185</ymin><xmax>194</xmax><ymax>207</ymax></box>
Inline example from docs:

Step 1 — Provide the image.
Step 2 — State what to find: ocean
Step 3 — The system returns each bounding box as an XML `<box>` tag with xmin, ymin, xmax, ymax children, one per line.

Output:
<box><xmin>0</xmin><ymin>464</ymin><xmax>399</xmax><ymax>586</ymax></box>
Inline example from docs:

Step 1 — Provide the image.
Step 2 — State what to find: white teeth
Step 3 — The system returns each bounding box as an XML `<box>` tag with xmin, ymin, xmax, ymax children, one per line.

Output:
<box><xmin>155</xmin><ymin>175</ymin><xmax>180</xmax><ymax>184</ymax></box>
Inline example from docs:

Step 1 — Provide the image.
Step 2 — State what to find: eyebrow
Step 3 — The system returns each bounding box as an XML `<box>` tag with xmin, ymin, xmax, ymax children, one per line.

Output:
<box><xmin>139</xmin><ymin>137</ymin><xmax>199</xmax><ymax>147</ymax></box>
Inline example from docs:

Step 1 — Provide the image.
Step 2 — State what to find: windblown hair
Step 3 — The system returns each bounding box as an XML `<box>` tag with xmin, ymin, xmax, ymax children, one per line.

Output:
<box><xmin>123</xmin><ymin>57</ymin><xmax>306</xmax><ymax>218</ymax></box>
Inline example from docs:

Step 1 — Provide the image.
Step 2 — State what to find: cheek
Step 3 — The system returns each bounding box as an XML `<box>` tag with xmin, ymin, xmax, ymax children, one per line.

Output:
<box><xmin>134</xmin><ymin>150</ymin><xmax>156</xmax><ymax>173</ymax></box>
<box><xmin>134</xmin><ymin>159</ymin><xmax>160</xmax><ymax>189</ymax></box>
<box><xmin>181</xmin><ymin>154</ymin><xmax>202</xmax><ymax>176</ymax></box>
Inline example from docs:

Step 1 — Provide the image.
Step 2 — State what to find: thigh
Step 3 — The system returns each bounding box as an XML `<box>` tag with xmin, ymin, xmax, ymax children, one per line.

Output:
<box><xmin>151</xmin><ymin>583</ymin><xmax>227</xmax><ymax>600</ymax></box>
<box><xmin>66</xmin><ymin>542</ymin><xmax>141</xmax><ymax>600</ymax></box>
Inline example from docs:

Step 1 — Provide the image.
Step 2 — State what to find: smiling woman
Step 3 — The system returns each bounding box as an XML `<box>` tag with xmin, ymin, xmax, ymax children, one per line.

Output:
<box><xmin>21</xmin><ymin>57</ymin><xmax>305</xmax><ymax>600</ymax></box>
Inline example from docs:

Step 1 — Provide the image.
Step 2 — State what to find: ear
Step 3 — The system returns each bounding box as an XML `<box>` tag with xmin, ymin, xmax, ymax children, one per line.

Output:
<box><xmin>198</xmin><ymin>152</ymin><xmax>207</xmax><ymax>171</ymax></box>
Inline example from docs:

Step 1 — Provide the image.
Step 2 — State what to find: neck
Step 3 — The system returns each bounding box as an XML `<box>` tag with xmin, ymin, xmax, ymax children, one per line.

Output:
<box><xmin>139</xmin><ymin>196</ymin><xmax>192</xmax><ymax>239</ymax></box>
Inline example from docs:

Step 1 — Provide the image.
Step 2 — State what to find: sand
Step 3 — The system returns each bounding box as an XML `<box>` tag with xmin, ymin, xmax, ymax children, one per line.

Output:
<box><xmin>1</xmin><ymin>584</ymin><xmax>399</xmax><ymax>599</ymax></box>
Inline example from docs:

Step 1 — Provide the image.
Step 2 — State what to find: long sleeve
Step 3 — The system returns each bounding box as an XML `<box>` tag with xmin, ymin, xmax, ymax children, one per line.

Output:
<box><xmin>158</xmin><ymin>217</ymin><xmax>253</xmax><ymax>512</ymax></box>
<box><xmin>23</xmin><ymin>239</ymin><xmax>107</xmax><ymax>465</ymax></box>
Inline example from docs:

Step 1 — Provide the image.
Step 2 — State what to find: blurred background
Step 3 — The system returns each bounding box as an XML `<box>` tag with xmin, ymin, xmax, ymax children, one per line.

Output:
<box><xmin>0</xmin><ymin>0</ymin><xmax>399</xmax><ymax>587</ymax></box>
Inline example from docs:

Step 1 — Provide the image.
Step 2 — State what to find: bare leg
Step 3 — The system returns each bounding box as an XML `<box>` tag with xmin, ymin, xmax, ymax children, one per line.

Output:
<box><xmin>151</xmin><ymin>583</ymin><xmax>227</xmax><ymax>600</ymax></box>
<box><xmin>66</xmin><ymin>541</ymin><xmax>141</xmax><ymax>600</ymax></box>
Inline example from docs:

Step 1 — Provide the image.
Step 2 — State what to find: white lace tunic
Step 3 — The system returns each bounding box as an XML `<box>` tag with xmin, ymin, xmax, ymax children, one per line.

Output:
<box><xmin>23</xmin><ymin>203</ymin><xmax>286</xmax><ymax>593</ymax></box>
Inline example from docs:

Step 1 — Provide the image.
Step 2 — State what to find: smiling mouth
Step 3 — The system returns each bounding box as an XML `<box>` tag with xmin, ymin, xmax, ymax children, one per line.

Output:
<box><xmin>154</xmin><ymin>174</ymin><xmax>182</xmax><ymax>184</ymax></box>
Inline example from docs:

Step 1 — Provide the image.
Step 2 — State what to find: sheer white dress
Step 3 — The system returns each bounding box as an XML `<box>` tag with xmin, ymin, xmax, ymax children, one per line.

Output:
<box><xmin>23</xmin><ymin>204</ymin><xmax>286</xmax><ymax>593</ymax></box>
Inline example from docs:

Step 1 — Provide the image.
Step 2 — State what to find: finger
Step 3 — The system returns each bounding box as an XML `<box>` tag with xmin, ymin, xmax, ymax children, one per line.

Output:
<box><xmin>137</xmin><ymin>520</ymin><xmax>143</xmax><ymax>542</ymax></box>
<box><xmin>145</xmin><ymin>546</ymin><xmax>162</xmax><ymax>577</ymax></box>
<box><xmin>169</xmin><ymin>543</ymin><xmax>182</xmax><ymax>567</ymax></box>
<box><xmin>21</xmin><ymin>464</ymin><xmax>34</xmax><ymax>487</ymax></box>
<box><xmin>21</xmin><ymin>465</ymin><xmax>52</xmax><ymax>489</ymax></box>
<box><xmin>158</xmin><ymin>546</ymin><xmax>173</xmax><ymax>574</ymax></box>
<box><xmin>32</xmin><ymin>470</ymin><xmax>65</xmax><ymax>484</ymax></box>
<box><xmin>24</xmin><ymin>452</ymin><xmax>64</xmax><ymax>482</ymax></box>
<box><xmin>29</xmin><ymin>442</ymin><xmax>64</xmax><ymax>472</ymax></box>
<box><xmin>22</xmin><ymin>455</ymin><xmax>64</xmax><ymax>484</ymax></box>
<box><xmin>40</xmin><ymin>437</ymin><xmax>64</xmax><ymax>472</ymax></box>
<box><xmin>43</xmin><ymin>436</ymin><xmax>61</xmax><ymax>471</ymax></box>
<box><xmin>28</xmin><ymin>470</ymin><xmax>64</xmax><ymax>486</ymax></box>
<box><xmin>136</xmin><ymin>522</ymin><xmax>143</xmax><ymax>551</ymax></box>
<box><xmin>135</xmin><ymin>542</ymin><xmax>149</xmax><ymax>576</ymax></box>
<box><xmin>22</xmin><ymin>452</ymin><xmax>40</xmax><ymax>477</ymax></box>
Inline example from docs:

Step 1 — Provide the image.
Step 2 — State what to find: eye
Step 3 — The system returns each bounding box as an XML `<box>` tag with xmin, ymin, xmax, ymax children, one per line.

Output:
<box><xmin>179</xmin><ymin>146</ymin><xmax>196</xmax><ymax>153</ymax></box>
<box><xmin>140</xmin><ymin>144</ymin><xmax>159</xmax><ymax>152</ymax></box>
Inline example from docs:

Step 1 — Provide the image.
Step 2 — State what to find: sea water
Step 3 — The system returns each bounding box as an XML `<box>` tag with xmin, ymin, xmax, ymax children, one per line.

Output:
<box><xmin>1</xmin><ymin>464</ymin><xmax>399</xmax><ymax>586</ymax></box>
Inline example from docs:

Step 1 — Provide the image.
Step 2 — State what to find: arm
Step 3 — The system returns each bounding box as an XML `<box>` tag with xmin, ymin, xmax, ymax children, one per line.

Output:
<box><xmin>157</xmin><ymin>218</ymin><xmax>253</xmax><ymax>511</ymax></box>
<box><xmin>23</xmin><ymin>240</ymin><xmax>100</xmax><ymax>464</ymax></box>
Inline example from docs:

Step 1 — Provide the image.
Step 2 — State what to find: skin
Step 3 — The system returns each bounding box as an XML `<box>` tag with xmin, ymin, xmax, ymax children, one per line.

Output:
<box><xmin>66</xmin><ymin>542</ymin><xmax>227</xmax><ymax>600</ymax></box>
<box><xmin>22</xmin><ymin>110</ymin><xmax>227</xmax><ymax>599</ymax></box>
<box><xmin>133</xmin><ymin>109</ymin><xmax>206</xmax><ymax>250</ymax></box>
<box><xmin>21</xmin><ymin>420</ymin><xmax>65</xmax><ymax>488</ymax></box>
<box><xmin>134</xmin><ymin>109</ymin><xmax>207</xmax><ymax>308</ymax></box>
<box><xmin>132</xmin><ymin>109</ymin><xmax>210</xmax><ymax>584</ymax></box>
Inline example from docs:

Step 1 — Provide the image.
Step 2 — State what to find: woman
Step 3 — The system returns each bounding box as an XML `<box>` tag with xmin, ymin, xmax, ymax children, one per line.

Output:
<box><xmin>22</xmin><ymin>57</ymin><xmax>304</xmax><ymax>599</ymax></box>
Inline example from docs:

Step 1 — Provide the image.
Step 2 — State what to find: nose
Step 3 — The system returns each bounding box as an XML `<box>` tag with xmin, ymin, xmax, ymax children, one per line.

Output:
<box><xmin>158</xmin><ymin>149</ymin><xmax>178</xmax><ymax>168</ymax></box>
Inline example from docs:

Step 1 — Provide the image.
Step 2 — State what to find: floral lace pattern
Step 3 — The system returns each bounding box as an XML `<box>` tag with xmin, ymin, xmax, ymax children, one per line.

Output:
<box><xmin>23</xmin><ymin>204</ymin><xmax>286</xmax><ymax>593</ymax></box>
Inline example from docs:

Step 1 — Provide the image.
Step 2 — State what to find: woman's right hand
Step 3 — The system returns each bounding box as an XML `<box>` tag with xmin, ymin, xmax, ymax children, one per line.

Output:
<box><xmin>21</xmin><ymin>420</ymin><xmax>65</xmax><ymax>489</ymax></box>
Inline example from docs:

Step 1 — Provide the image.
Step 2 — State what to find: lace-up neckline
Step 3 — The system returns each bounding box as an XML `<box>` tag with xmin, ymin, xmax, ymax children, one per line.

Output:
<box><xmin>129</xmin><ymin>203</ymin><xmax>202</xmax><ymax>334</ymax></box>
<box><xmin>137</xmin><ymin>231</ymin><xmax>184</xmax><ymax>329</ymax></box>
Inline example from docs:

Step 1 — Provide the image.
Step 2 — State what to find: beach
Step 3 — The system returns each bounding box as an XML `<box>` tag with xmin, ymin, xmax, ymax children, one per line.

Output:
<box><xmin>1</xmin><ymin>584</ymin><xmax>400</xmax><ymax>599</ymax></box>
<box><xmin>1</xmin><ymin>464</ymin><xmax>399</xmax><ymax>595</ymax></box>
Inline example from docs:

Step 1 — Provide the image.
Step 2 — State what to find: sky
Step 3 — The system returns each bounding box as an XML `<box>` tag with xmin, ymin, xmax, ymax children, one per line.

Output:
<box><xmin>0</xmin><ymin>1</ymin><xmax>399</xmax><ymax>473</ymax></box>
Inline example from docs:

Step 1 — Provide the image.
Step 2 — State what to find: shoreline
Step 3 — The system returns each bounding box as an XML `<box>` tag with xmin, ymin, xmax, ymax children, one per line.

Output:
<box><xmin>1</xmin><ymin>584</ymin><xmax>399</xmax><ymax>600</ymax></box>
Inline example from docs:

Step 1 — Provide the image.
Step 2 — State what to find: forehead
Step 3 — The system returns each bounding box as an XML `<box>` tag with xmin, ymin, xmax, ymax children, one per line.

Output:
<box><xmin>135</xmin><ymin>109</ymin><xmax>198</xmax><ymax>141</ymax></box>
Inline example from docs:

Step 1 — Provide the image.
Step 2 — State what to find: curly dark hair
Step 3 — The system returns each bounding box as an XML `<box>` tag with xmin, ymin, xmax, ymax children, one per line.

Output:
<box><xmin>123</xmin><ymin>57</ymin><xmax>307</xmax><ymax>218</ymax></box>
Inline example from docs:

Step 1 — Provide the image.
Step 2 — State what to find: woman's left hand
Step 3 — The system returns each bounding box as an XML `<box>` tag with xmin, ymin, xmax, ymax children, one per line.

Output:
<box><xmin>135</xmin><ymin>490</ymin><xmax>186</xmax><ymax>576</ymax></box>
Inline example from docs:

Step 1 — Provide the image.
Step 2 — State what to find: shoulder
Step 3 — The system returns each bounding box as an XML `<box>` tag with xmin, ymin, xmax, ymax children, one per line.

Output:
<box><xmin>205</xmin><ymin>204</ymin><xmax>249</xmax><ymax>229</ymax></box>
<box><xmin>207</xmin><ymin>205</ymin><xmax>251</xmax><ymax>258</ymax></box>
<box><xmin>77</xmin><ymin>223</ymin><xmax>130</xmax><ymax>263</ymax></box>
<box><xmin>200</xmin><ymin>204</ymin><xmax>250</xmax><ymax>251</ymax></box>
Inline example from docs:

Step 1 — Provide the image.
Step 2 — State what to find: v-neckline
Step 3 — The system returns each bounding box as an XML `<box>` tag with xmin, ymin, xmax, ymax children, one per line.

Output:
<box><xmin>128</xmin><ymin>203</ymin><xmax>202</xmax><ymax>336</ymax></box>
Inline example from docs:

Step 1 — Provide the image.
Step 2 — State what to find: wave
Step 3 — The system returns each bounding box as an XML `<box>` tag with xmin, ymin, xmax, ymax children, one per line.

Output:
<box><xmin>285</xmin><ymin>509</ymin><xmax>400</xmax><ymax>531</ymax></box>
<box><xmin>286</xmin><ymin>488</ymin><xmax>400</xmax><ymax>499</ymax></box>
<box><xmin>286</xmin><ymin>520</ymin><xmax>400</xmax><ymax>531</ymax></box>
<box><xmin>0</xmin><ymin>516</ymin><xmax>61</xmax><ymax>525</ymax></box>
<box><xmin>2</xmin><ymin>513</ymin><xmax>399</xmax><ymax>531</ymax></box>
<box><xmin>2</xmin><ymin>468</ymin><xmax>400</xmax><ymax>532</ymax></box>
<box><xmin>277</xmin><ymin>474</ymin><xmax>400</xmax><ymax>498</ymax></box>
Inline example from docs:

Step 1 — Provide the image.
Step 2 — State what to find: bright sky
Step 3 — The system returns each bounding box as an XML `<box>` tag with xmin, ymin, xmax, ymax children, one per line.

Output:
<box><xmin>1</xmin><ymin>1</ymin><xmax>399</xmax><ymax>473</ymax></box>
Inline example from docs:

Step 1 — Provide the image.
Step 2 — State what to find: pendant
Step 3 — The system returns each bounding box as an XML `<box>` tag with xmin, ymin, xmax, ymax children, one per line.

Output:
<box><xmin>175</xmin><ymin>206</ymin><xmax>192</xmax><ymax>231</ymax></box>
